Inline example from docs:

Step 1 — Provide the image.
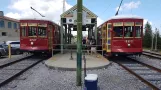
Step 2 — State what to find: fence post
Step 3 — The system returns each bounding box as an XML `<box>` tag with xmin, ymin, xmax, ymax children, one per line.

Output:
<box><xmin>52</xmin><ymin>48</ymin><xmax>54</xmax><ymax>57</ymax></box>
<box><xmin>70</xmin><ymin>47</ymin><xmax>73</xmax><ymax>60</ymax></box>
<box><xmin>83</xmin><ymin>50</ymin><xmax>86</xmax><ymax>79</ymax></box>
<box><xmin>8</xmin><ymin>44</ymin><xmax>11</xmax><ymax>59</ymax></box>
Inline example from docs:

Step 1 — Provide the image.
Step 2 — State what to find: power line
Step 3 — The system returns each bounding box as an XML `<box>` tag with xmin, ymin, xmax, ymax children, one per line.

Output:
<box><xmin>101</xmin><ymin>3</ymin><xmax>111</xmax><ymax>15</ymax></box>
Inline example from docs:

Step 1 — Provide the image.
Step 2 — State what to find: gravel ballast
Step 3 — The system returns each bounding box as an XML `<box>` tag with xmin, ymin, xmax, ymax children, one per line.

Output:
<box><xmin>0</xmin><ymin>61</ymin><xmax>149</xmax><ymax>90</ymax></box>
<box><xmin>131</xmin><ymin>55</ymin><xmax>161</xmax><ymax>69</ymax></box>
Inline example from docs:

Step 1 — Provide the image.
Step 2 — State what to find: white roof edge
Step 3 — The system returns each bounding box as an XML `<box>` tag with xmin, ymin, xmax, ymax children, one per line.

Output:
<box><xmin>99</xmin><ymin>15</ymin><xmax>144</xmax><ymax>27</ymax></box>
<box><xmin>19</xmin><ymin>18</ymin><xmax>60</xmax><ymax>26</ymax></box>
<box><xmin>108</xmin><ymin>15</ymin><xmax>143</xmax><ymax>20</ymax></box>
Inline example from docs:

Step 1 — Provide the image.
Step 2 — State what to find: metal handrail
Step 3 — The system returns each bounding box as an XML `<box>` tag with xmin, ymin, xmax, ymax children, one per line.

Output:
<box><xmin>51</xmin><ymin>48</ymin><xmax>103</xmax><ymax>51</ymax></box>
<box><xmin>51</xmin><ymin>44</ymin><xmax>105</xmax><ymax>56</ymax></box>
<box><xmin>52</xmin><ymin>44</ymin><xmax>103</xmax><ymax>47</ymax></box>
<box><xmin>51</xmin><ymin>48</ymin><xmax>105</xmax><ymax>56</ymax></box>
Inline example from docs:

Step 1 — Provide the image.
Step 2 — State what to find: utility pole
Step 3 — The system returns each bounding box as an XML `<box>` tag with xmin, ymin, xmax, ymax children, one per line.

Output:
<box><xmin>151</xmin><ymin>32</ymin><xmax>154</xmax><ymax>51</ymax></box>
<box><xmin>63</xmin><ymin>0</ymin><xmax>65</xmax><ymax>13</ymax></box>
<box><xmin>30</xmin><ymin>7</ymin><xmax>45</xmax><ymax>17</ymax></box>
<box><xmin>76</xmin><ymin>0</ymin><xmax>82</xmax><ymax>86</ymax></box>
<box><xmin>155</xmin><ymin>28</ymin><xmax>158</xmax><ymax>51</ymax></box>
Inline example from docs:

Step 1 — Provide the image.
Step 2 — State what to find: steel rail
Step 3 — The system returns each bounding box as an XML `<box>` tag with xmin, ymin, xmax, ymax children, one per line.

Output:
<box><xmin>143</xmin><ymin>51</ymin><xmax>161</xmax><ymax>56</ymax></box>
<box><xmin>0</xmin><ymin>55</ymin><xmax>33</xmax><ymax>68</ymax></box>
<box><xmin>129</xmin><ymin>57</ymin><xmax>161</xmax><ymax>73</ymax></box>
<box><xmin>142</xmin><ymin>52</ymin><xmax>161</xmax><ymax>59</ymax></box>
<box><xmin>0</xmin><ymin>56</ymin><xmax>48</xmax><ymax>87</ymax></box>
<box><xmin>116</xmin><ymin>62</ymin><xmax>159</xmax><ymax>90</ymax></box>
<box><xmin>114</xmin><ymin>57</ymin><xmax>161</xmax><ymax>90</ymax></box>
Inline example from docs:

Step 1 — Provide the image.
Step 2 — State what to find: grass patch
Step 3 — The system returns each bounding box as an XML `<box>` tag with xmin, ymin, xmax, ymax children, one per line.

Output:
<box><xmin>143</xmin><ymin>47</ymin><xmax>150</xmax><ymax>50</ymax></box>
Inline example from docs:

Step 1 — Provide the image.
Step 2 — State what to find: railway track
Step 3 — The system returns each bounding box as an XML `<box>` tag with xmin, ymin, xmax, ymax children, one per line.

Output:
<box><xmin>113</xmin><ymin>56</ymin><xmax>161</xmax><ymax>90</ymax></box>
<box><xmin>0</xmin><ymin>55</ymin><xmax>48</xmax><ymax>87</ymax></box>
<box><xmin>143</xmin><ymin>50</ymin><xmax>161</xmax><ymax>59</ymax></box>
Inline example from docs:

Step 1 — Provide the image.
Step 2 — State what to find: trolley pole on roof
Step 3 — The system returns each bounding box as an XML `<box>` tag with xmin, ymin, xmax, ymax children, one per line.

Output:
<box><xmin>76</xmin><ymin>0</ymin><xmax>82</xmax><ymax>86</ymax></box>
<box><xmin>30</xmin><ymin>7</ymin><xmax>45</xmax><ymax>17</ymax></box>
<box><xmin>115</xmin><ymin>0</ymin><xmax>123</xmax><ymax>16</ymax></box>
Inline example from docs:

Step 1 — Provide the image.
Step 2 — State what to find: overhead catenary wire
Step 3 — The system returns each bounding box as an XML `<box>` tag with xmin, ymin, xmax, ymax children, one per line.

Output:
<box><xmin>101</xmin><ymin>3</ymin><xmax>111</xmax><ymax>15</ymax></box>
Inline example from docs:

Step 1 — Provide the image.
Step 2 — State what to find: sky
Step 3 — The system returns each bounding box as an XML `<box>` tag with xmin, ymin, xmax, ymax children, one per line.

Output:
<box><xmin>0</xmin><ymin>0</ymin><xmax>161</xmax><ymax>35</ymax></box>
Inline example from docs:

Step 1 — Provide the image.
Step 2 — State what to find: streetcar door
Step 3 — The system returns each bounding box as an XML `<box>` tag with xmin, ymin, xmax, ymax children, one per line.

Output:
<box><xmin>53</xmin><ymin>26</ymin><xmax>56</xmax><ymax>48</ymax></box>
<box><xmin>48</xmin><ymin>25</ymin><xmax>53</xmax><ymax>50</ymax></box>
<box><xmin>106</xmin><ymin>23</ymin><xmax>112</xmax><ymax>52</ymax></box>
<box><xmin>102</xmin><ymin>24</ymin><xmax>107</xmax><ymax>51</ymax></box>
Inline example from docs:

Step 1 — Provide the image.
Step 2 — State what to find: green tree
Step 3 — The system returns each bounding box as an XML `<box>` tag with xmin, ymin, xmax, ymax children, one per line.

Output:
<box><xmin>143</xmin><ymin>22</ymin><xmax>152</xmax><ymax>48</ymax></box>
<box><xmin>153</xmin><ymin>29</ymin><xmax>161</xmax><ymax>50</ymax></box>
<box><xmin>157</xmin><ymin>34</ymin><xmax>161</xmax><ymax>50</ymax></box>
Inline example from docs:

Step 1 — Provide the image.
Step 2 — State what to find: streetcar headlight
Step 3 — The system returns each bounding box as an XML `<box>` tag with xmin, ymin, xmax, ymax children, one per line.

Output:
<box><xmin>31</xmin><ymin>42</ymin><xmax>33</xmax><ymax>45</ymax></box>
<box><xmin>128</xmin><ymin>44</ymin><xmax>130</xmax><ymax>47</ymax></box>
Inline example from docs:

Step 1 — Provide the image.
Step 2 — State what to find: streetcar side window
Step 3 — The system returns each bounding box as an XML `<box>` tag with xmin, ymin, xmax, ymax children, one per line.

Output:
<box><xmin>135</xmin><ymin>26</ymin><xmax>141</xmax><ymax>37</ymax></box>
<box><xmin>113</xmin><ymin>26</ymin><xmax>123</xmax><ymax>37</ymax></box>
<box><xmin>38</xmin><ymin>27</ymin><xmax>47</xmax><ymax>36</ymax></box>
<box><xmin>28</xmin><ymin>26</ymin><xmax>37</xmax><ymax>36</ymax></box>
<box><xmin>124</xmin><ymin>26</ymin><xmax>134</xmax><ymax>37</ymax></box>
<box><xmin>21</xmin><ymin>26</ymin><xmax>27</xmax><ymax>37</ymax></box>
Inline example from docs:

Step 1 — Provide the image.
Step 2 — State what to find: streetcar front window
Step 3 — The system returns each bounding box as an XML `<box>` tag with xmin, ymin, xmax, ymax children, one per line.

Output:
<box><xmin>38</xmin><ymin>27</ymin><xmax>47</xmax><ymax>37</ymax></box>
<box><xmin>124</xmin><ymin>26</ymin><xmax>134</xmax><ymax>37</ymax></box>
<box><xmin>113</xmin><ymin>26</ymin><xmax>123</xmax><ymax>37</ymax></box>
<box><xmin>21</xmin><ymin>26</ymin><xmax>27</xmax><ymax>37</ymax></box>
<box><xmin>135</xmin><ymin>26</ymin><xmax>142</xmax><ymax>37</ymax></box>
<box><xmin>28</xmin><ymin>26</ymin><xmax>37</xmax><ymax>37</ymax></box>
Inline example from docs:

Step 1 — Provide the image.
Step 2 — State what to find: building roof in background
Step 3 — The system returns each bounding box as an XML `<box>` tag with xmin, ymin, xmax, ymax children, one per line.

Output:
<box><xmin>0</xmin><ymin>16</ymin><xmax>19</xmax><ymax>22</ymax></box>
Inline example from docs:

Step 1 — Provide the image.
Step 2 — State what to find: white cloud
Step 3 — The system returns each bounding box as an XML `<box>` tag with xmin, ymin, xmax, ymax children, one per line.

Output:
<box><xmin>6</xmin><ymin>0</ymin><xmax>104</xmax><ymax>36</ymax></box>
<box><xmin>144</xmin><ymin>19</ymin><xmax>152</xmax><ymax>25</ymax></box>
<box><xmin>115</xmin><ymin>1</ymin><xmax>141</xmax><ymax>11</ymax></box>
<box><xmin>97</xmin><ymin>17</ymin><xmax>104</xmax><ymax>26</ymax></box>
<box><xmin>6</xmin><ymin>0</ymin><xmax>72</xmax><ymax>24</ymax></box>
<box><xmin>5</xmin><ymin>12</ymin><xmax>21</xmax><ymax>19</ymax></box>
<box><xmin>143</xmin><ymin>19</ymin><xmax>156</xmax><ymax>32</ymax></box>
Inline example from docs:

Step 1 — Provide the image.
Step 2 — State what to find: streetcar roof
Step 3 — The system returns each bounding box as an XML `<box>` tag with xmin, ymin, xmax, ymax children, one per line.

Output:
<box><xmin>20</xmin><ymin>17</ymin><xmax>60</xmax><ymax>26</ymax></box>
<box><xmin>98</xmin><ymin>14</ymin><xmax>143</xmax><ymax>27</ymax></box>
<box><xmin>108</xmin><ymin>15</ymin><xmax>143</xmax><ymax>20</ymax></box>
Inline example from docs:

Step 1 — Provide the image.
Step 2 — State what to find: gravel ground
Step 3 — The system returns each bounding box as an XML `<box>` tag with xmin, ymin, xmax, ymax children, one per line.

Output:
<box><xmin>128</xmin><ymin>55</ymin><xmax>161</xmax><ymax>89</ymax></box>
<box><xmin>0</xmin><ymin>54</ymin><xmax>30</xmax><ymax>65</ymax></box>
<box><xmin>0</xmin><ymin>61</ymin><xmax>149</xmax><ymax>90</ymax></box>
<box><xmin>130</xmin><ymin>55</ymin><xmax>161</xmax><ymax>69</ymax></box>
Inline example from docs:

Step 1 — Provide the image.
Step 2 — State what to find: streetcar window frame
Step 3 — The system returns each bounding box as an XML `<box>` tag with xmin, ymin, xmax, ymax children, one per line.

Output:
<box><xmin>28</xmin><ymin>26</ymin><xmax>37</xmax><ymax>37</ymax></box>
<box><xmin>135</xmin><ymin>26</ymin><xmax>142</xmax><ymax>38</ymax></box>
<box><xmin>124</xmin><ymin>26</ymin><xmax>135</xmax><ymax>38</ymax></box>
<box><xmin>21</xmin><ymin>26</ymin><xmax>27</xmax><ymax>37</ymax></box>
<box><xmin>38</xmin><ymin>27</ymin><xmax>47</xmax><ymax>37</ymax></box>
<box><xmin>113</xmin><ymin>26</ymin><xmax>123</xmax><ymax>38</ymax></box>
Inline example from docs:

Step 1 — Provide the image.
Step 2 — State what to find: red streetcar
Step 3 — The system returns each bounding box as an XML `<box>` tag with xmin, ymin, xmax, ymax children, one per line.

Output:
<box><xmin>20</xmin><ymin>19</ymin><xmax>60</xmax><ymax>54</ymax></box>
<box><xmin>98</xmin><ymin>15</ymin><xmax>143</xmax><ymax>57</ymax></box>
